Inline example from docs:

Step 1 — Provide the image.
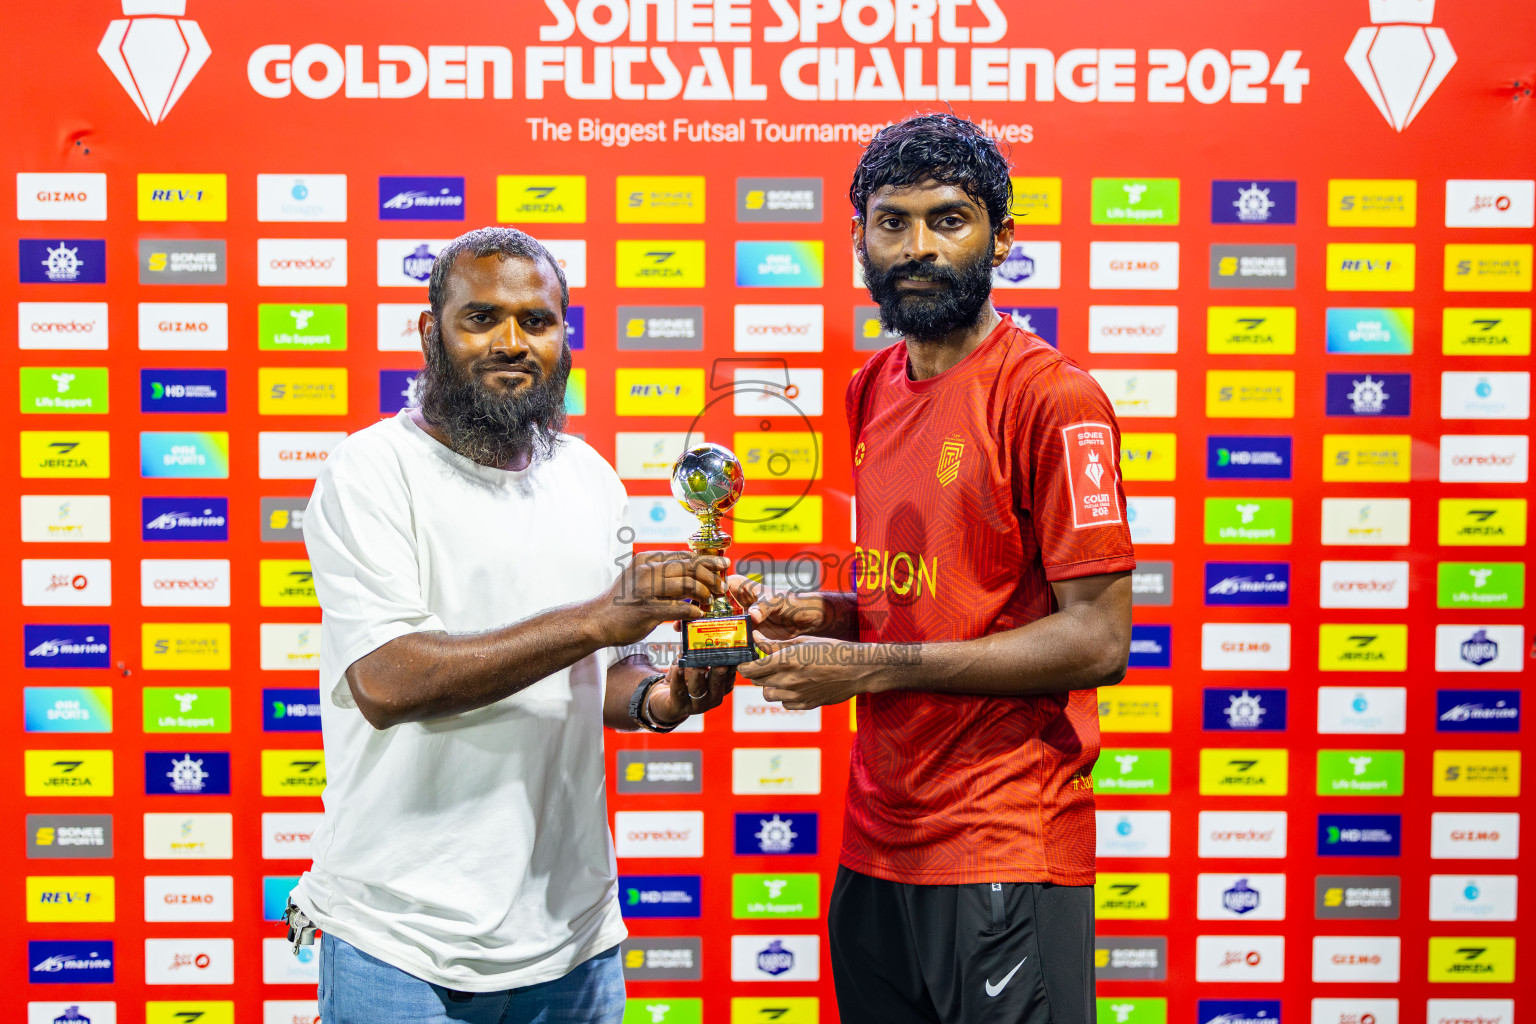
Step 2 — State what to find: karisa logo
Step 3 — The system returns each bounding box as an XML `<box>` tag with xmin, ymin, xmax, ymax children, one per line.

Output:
<box><xmin>1345</xmin><ymin>0</ymin><xmax>1457</xmax><ymax>131</ymax></box>
<box><xmin>99</xmin><ymin>0</ymin><xmax>211</xmax><ymax>125</ymax></box>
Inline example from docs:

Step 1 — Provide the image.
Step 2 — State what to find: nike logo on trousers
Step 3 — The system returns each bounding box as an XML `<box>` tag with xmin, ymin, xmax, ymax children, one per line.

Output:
<box><xmin>985</xmin><ymin>957</ymin><xmax>1028</xmax><ymax>997</ymax></box>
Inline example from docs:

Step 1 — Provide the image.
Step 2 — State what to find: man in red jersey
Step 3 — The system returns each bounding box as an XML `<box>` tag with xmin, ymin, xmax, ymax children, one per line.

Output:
<box><xmin>733</xmin><ymin>113</ymin><xmax>1135</xmax><ymax>1023</ymax></box>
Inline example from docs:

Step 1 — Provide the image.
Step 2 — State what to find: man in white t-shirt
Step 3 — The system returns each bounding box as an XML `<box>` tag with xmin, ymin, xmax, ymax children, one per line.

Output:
<box><xmin>292</xmin><ymin>226</ymin><xmax>734</xmax><ymax>1024</ymax></box>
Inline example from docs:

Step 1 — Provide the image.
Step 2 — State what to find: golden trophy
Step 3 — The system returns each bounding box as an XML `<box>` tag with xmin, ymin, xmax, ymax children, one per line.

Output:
<box><xmin>671</xmin><ymin>442</ymin><xmax>757</xmax><ymax>667</ymax></box>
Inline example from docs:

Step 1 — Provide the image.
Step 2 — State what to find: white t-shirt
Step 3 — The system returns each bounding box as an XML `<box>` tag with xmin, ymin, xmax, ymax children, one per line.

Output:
<box><xmin>292</xmin><ymin>410</ymin><xmax>631</xmax><ymax>992</ymax></box>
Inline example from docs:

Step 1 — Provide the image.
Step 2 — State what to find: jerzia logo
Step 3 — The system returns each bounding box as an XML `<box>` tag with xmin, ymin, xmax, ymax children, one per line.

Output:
<box><xmin>1346</xmin><ymin>0</ymin><xmax>1457</xmax><ymax>131</ymax></box>
<box><xmin>99</xmin><ymin>1</ymin><xmax>211</xmax><ymax>125</ymax></box>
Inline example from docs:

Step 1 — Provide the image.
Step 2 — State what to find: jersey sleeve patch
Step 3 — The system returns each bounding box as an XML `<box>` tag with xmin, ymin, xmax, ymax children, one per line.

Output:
<box><xmin>1060</xmin><ymin>420</ymin><xmax>1123</xmax><ymax>529</ymax></box>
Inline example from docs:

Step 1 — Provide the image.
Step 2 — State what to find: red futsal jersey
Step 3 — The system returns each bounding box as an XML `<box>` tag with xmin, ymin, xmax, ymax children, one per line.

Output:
<box><xmin>842</xmin><ymin>312</ymin><xmax>1136</xmax><ymax>885</ymax></box>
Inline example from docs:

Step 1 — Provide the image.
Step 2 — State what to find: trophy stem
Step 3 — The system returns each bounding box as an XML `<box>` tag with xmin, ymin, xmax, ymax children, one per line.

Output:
<box><xmin>689</xmin><ymin>512</ymin><xmax>735</xmax><ymax>616</ymax></box>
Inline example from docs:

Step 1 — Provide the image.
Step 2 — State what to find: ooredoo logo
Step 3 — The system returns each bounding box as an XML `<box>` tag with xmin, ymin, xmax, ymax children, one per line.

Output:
<box><xmin>734</xmin><ymin>304</ymin><xmax>824</xmax><ymax>353</ymax></box>
<box><xmin>614</xmin><ymin>811</ymin><xmax>704</xmax><ymax>858</ymax></box>
<box><xmin>19</xmin><ymin>303</ymin><xmax>110</xmax><ymax>351</ymax></box>
<box><xmin>99</xmin><ymin>0</ymin><xmax>211</xmax><ymax>125</ymax></box>
<box><xmin>257</xmin><ymin>239</ymin><xmax>348</xmax><ymax>286</ymax></box>
<box><xmin>1088</xmin><ymin>305</ymin><xmax>1179</xmax><ymax>354</ymax></box>
<box><xmin>1346</xmin><ymin>0</ymin><xmax>1457</xmax><ymax>132</ymax></box>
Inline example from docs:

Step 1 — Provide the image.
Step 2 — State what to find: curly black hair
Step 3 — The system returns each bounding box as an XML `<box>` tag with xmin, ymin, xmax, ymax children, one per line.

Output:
<box><xmin>848</xmin><ymin>113</ymin><xmax>1013</xmax><ymax>230</ymax></box>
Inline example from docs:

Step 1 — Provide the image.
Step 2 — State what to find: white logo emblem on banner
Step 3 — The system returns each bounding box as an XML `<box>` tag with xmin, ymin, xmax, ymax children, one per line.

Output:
<box><xmin>1345</xmin><ymin>0</ymin><xmax>1457</xmax><ymax>131</ymax></box>
<box><xmin>98</xmin><ymin>1</ymin><xmax>212</xmax><ymax>125</ymax></box>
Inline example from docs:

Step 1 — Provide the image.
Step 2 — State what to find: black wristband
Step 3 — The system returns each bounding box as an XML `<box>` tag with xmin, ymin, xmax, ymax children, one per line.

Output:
<box><xmin>627</xmin><ymin>673</ymin><xmax>678</xmax><ymax>733</ymax></box>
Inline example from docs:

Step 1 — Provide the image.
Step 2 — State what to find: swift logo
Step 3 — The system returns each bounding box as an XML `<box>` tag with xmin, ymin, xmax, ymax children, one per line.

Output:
<box><xmin>985</xmin><ymin>957</ymin><xmax>1027</xmax><ymax>997</ymax></box>
<box><xmin>98</xmin><ymin>0</ymin><xmax>211</xmax><ymax>125</ymax></box>
<box><xmin>1346</xmin><ymin>0</ymin><xmax>1457</xmax><ymax>131</ymax></box>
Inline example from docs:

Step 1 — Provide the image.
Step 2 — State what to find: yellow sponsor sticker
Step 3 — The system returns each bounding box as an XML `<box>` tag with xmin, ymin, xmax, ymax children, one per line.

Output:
<box><xmin>257</xmin><ymin>367</ymin><xmax>348</xmax><ymax>415</ymax></box>
<box><xmin>147</xmin><ymin>1003</ymin><xmax>235</xmax><ymax>1024</ymax></box>
<box><xmin>1318</xmin><ymin>624</ymin><xmax>1408</xmax><ymax>672</ymax></box>
<box><xmin>20</xmin><ymin>431</ymin><xmax>110</xmax><ymax>478</ymax></box>
<box><xmin>1326</xmin><ymin>243</ymin><xmax>1416</xmax><ymax>291</ymax></box>
<box><xmin>26</xmin><ymin>875</ymin><xmax>115</xmax><ymax>922</ymax></box>
<box><xmin>261</xmin><ymin>749</ymin><xmax>327</xmax><ymax>796</ymax></box>
<box><xmin>733</xmin><ymin>496</ymin><xmax>823</xmax><ymax>545</ymax></box>
<box><xmin>1120</xmin><ymin>433</ymin><xmax>1176</xmax><ymax>481</ymax></box>
<box><xmin>1442</xmin><ymin>307</ymin><xmax>1532</xmax><ymax>355</ymax></box>
<box><xmin>1206</xmin><ymin>370</ymin><xmax>1295</xmax><ymax>418</ymax></box>
<box><xmin>615</xmin><ymin>240</ymin><xmax>706</xmax><ymax>288</ymax></box>
<box><xmin>1433</xmin><ymin>750</ymin><xmax>1521</xmax><ymax>797</ymax></box>
<box><xmin>1426</xmin><ymin>937</ymin><xmax>1515</xmax><ymax>982</ymax></box>
<box><xmin>260</xmin><ymin>558</ymin><xmax>317</xmax><ymax>607</ymax></box>
<box><xmin>735</xmin><ymin>431</ymin><xmax>823</xmax><ymax>480</ymax></box>
<box><xmin>1327</xmin><ymin>179</ymin><xmax>1416</xmax><ymax>227</ymax></box>
<box><xmin>1010</xmin><ymin>176</ymin><xmax>1062</xmax><ymax>225</ymax></box>
<box><xmin>142</xmin><ymin>622</ymin><xmax>231</xmax><ymax>670</ymax></box>
<box><xmin>137</xmin><ymin>173</ymin><xmax>228</xmax><ymax>221</ymax></box>
<box><xmin>1206</xmin><ymin>306</ymin><xmax>1297</xmax><ymax>355</ymax></box>
<box><xmin>24</xmin><ymin>749</ymin><xmax>113</xmax><ymax>797</ymax></box>
<box><xmin>495</xmin><ymin>175</ymin><xmax>586</xmax><ymax>223</ymax></box>
<box><xmin>732</xmin><ymin>998</ymin><xmax>820</xmax><ymax>1023</ymax></box>
<box><xmin>1445</xmin><ymin>244</ymin><xmax>1533</xmax><ymax>292</ymax></box>
<box><xmin>1098</xmin><ymin>686</ymin><xmax>1173</xmax><ymax>733</ymax></box>
<box><xmin>1438</xmin><ymin>499</ymin><xmax>1527</xmax><ymax>547</ymax></box>
<box><xmin>1095</xmin><ymin>873</ymin><xmax>1170</xmax><ymax>919</ymax></box>
<box><xmin>1322</xmin><ymin>434</ymin><xmax>1412</xmax><ymax>482</ymax></box>
<box><xmin>614</xmin><ymin>368</ymin><xmax>705</xmax><ymax>416</ymax></box>
<box><xmin>617</xmin><ymin>175</ymin><xmax>706</xmax><ymax>224</ymax></box>
<box><xmin>1199</xmin><ymin>748</ymin><xmax>1289</xmax><ymax>795</ymax></box>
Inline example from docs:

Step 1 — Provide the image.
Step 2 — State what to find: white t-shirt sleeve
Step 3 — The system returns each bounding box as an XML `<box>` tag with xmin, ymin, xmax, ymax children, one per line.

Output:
<box><xmin>305</xmin><ymin>449</ymin><xmax>447</xmax><ymax>707</ymax></box>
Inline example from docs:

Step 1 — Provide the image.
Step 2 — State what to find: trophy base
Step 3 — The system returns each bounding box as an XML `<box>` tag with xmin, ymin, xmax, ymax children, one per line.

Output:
<box><xmin>678</xmin><ymin>613</ymin><xmax>758</xmax><ymax>669</ymax></box>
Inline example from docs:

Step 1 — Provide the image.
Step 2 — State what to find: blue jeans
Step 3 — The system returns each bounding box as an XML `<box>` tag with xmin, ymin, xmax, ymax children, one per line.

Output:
<box><xmin>318</xmin><ymin>932</ymin><xmax>625</xmax><ymax>1024</ymax></box>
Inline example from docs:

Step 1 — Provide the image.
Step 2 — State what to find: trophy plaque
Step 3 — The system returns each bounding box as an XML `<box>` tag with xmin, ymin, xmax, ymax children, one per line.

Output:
<box><xmin>671</xmin><ymin>442</ymin><xmax>758</xmax><ymax>668</ymax></box>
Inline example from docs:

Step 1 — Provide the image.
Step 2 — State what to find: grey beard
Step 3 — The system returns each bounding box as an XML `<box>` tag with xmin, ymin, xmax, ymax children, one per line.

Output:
<box><xmin>415</xmin><ymin>327</ymin><xmax>571</xmax><ymax>468</ymax></box>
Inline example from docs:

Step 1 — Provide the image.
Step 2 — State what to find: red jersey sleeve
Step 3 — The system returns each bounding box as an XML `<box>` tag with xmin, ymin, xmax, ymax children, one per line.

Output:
<box><xmin>1016</xmin><ymin>358</ymin><xmax>1137</xmax><ymax>582</ymax></box>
